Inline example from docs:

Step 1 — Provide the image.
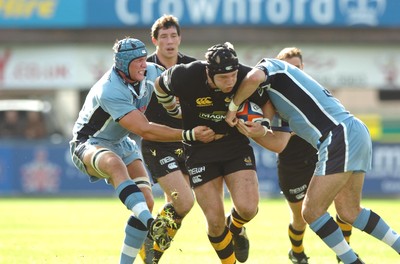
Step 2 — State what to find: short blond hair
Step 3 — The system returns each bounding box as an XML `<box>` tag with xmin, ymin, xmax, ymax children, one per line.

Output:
<box><xmin>276</xmin><ymin>47</ymin><xmax>303</xmax><ymax>62</ymax></box>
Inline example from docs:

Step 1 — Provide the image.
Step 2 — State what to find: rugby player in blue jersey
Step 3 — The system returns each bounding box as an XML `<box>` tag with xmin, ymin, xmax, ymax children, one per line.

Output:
<box><xmin>225</xmin><ymin>56</ymin><xmax>400</xmax><ymax>264</ymax></box>
<box><xmin>69</xmin><ymin>37</ymin><xmax>215</xmax><ymax>264</ymax></box>
<box><xmin>274</xmin><ymin>47</ymin><xmax>356</xmax><ymax>264</ymax></box>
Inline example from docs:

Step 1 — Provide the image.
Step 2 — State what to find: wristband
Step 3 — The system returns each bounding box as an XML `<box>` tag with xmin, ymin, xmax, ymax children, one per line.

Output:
<box><xmin>260</xmin><ymin>118</ymin><xmax>271</xmax><ymax>129</ymax></box>
<box><xmin>262</xmin><ymin>126</ymin><xmax>269</xmax><ymax>137</ymax></box>
<box><xmin>182</xmin><ymin>129</ymin><xmax>196</xmax><ymax>141</ymax></box>
<box><xmin>228</xmin><ymin>101</ymin><xmax>239</xmax><ymax>111</ymax></box>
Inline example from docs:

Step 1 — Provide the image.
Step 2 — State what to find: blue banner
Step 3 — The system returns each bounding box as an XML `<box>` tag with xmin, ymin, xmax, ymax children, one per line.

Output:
<box><xmin>1</xmin><ymin>0</ymin><xmax>400</xmax><ymax>29</ymax></box>
<box><xmin>0</xmin><ymin>140</ymin><xmax>399</xmax><ymax>197</ymax></box>
<box><xmin>0</xmin><ymin>140</ymin><xmax>113</xmax><ymax>195</ymax></box>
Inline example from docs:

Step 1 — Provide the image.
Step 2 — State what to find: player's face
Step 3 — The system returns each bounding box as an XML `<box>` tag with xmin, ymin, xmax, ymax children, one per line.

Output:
<box><xmin>128</xmin><ymin>57</ymin><xmax>147</xmax><ymax>81</ymax></box>
<box><xmin>153</xmin><ymin>27</ymin><xmax>181</xmax><ymax>59</ymax></box>
<box><xmin>214</xmin><ymin>70</ymin><xmax>238</xmax><ymax>93</ymax></box>
<box><xmin>284</xmin><ymin>57</ymin><xmax>304</xmax><ymax>70</ymax></box>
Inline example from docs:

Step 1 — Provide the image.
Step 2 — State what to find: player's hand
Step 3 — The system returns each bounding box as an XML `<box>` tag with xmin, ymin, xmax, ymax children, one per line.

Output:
<box><xmin>236</xmin><ymin>119</ymin><xmax>271</xmax><ymax>138</ymax></box>
<box><xmin>193</xmin><ymin>126</ymin><xmax>216</xmax><ymax>143</ymax></box>
<box><xmin>225</xmin><ymin>110</ymin><xmax>238</xmax><ymax>127</ymax></box>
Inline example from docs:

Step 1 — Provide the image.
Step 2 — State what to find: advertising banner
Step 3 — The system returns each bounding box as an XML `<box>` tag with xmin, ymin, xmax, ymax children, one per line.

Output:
<box><xmin>1</xmin><ymin>0</ymin><xmax>400</xmax><ymax>29</ymax></box>
<box><xmin>0</xmin><ymin>44</ymin><xmax>400</xmax><ymax>89</ymax></box>
<box><xmin>0</xmin><ymin>141</ymin><xmax>399</xmax><ymax>198</ymax></box>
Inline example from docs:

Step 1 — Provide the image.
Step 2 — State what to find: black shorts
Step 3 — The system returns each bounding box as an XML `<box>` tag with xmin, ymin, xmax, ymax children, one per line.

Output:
<box><xmin>141</xmin><ymin>140</ymin><xmax>188</xmax><ymax>183</ymax></box>
<box><xmin>277</xmin><ymin>136</ymin><xmax>317</xmax><ymax>203</ymax></box>
<box><xmin>186</xmin><ymin>145</ymin><xmax>256</xmax><ymax>188</ymax></box>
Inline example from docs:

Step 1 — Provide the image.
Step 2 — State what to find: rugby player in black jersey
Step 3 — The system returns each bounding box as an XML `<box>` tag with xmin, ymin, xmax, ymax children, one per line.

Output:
<box><xmin>154</xmin><ymin>42</ymin><xmax>290</xmax><ymax>263</ymax></box>
<box><xmin>139</xmin><ymin>15</ymin><xmax>197</xmax><ymax>263</ymax></box>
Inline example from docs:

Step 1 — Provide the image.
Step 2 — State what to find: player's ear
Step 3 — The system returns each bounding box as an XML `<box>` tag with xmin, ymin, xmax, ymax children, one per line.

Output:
<box><xmin>151</xmin><ymin>37</ymin><xmax>158</xmax><ymax>46</ymax></box>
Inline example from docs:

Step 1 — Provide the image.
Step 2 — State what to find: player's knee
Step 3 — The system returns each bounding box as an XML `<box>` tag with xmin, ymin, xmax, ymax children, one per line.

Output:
<box><xmin>173</xmin><ymin>198</ymin><xmax>195</xmax><ymax>217</ymax></box>
<box><xmin>303</xmin><ymin>205</ymin><xmax>330</xmax><ymax>224</ymax></box>
<box><xmin>90</xmin><ymin>148</ymin><xmax>115</xmax><ymax>178</ymax></box>
<box><xmin>238</xmin><ymin>196</ymin><xmax>259</xmax><ymax>218</ymax></box>
<box><xmin>236</xmin><ymin>205</ymin><xmax>258</xmax><ymax>221</ymax></box>
<box><xmin>302</xmin><ymin>205</ymin><xmax>318</xmax><ymax>224</ymax></box>
<box><xmin>336</xmin><ymin>208</ymin><xmax>361</xmax><ymax>225</ymax></box>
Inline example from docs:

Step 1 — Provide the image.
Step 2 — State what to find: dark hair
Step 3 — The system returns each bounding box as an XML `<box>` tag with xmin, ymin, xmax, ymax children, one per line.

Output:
<box><xmin>151</xmin><ymin>14</ymin><xmax>181</xmax><ymax>39</ymax></box>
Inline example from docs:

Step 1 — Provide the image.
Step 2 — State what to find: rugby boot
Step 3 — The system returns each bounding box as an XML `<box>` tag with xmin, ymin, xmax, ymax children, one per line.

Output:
<box><xmin>232</xmin><ymin>227</ymin><xmax>250</xmax><ymax>262</ymax></box>
<box><xmin>288</xmin><ymin>249</ymin><xmax>309</xmax><ymax>264</ymax></box>
<box><xmin>149</xmin><ymin>216</ymin><xmax>172</xmax><ymax>251</ymax></box>
<box><xmin>139</xmin><ymin>236</ymin><xmax>154</xmax><ymax>264</ymax></box>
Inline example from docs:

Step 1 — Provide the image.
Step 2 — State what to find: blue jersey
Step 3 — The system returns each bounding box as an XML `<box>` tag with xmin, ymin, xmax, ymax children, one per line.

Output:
<box><xmin>256</xmin><ymin>58</ymin><xmax>352</xmax><ymax>149</ymax></box>
<box><xmin>72</xmin><ymin>63</ymin><xmax>164</xmax><ymax>142</ymax></box>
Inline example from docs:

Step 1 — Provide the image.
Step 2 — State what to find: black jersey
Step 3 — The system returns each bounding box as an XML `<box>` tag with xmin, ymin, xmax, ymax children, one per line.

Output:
<box><xmin>158</xmin><ymin>61</ymin><xmax>267</xmax><ymax>162</ymax></box>
<box><xmin>145</xmin><ymin>52</ymin><xmax>196</xmax><ymax>128</ymax></box>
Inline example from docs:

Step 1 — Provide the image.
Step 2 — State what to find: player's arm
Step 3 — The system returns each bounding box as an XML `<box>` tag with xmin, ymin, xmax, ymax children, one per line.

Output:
<box><xmin>154</xmin><ymin>76</ymin><xmax>182</xmax><ymax>119</ymax></box>
<box><xmin>236</xmin><ymin>120</ymin><xmax>291</xmax><ymax>153</ymax></box>
<box><xmin>119</xmin><ymin>109</ymin><xmax>215</xmax><ymax>143</ymax></box>
<box><xmin>226</xmin><ymin>67</ymin><xmax>266</xmax><ymax>127</ymax></box>
<box><xmin>236</xmin><ymin>101</ymin><xmax>290</xmax><ymax>153</ymax></box>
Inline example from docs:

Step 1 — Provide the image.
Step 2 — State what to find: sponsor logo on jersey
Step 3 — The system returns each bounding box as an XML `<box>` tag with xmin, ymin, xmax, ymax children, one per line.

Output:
<box><xmin>196</xmin><ymin>97</ymin><xmax>213</xmax><ymax>107</ymax></box>
<box><xmin>289</xmin><ymin>184</ymin><xmax>308</xmax><ymax>195</ymax></box>
<box><xmin>295</xmin><ymin>193</ymin><xmax>306</xmax><ymax>200</ymax></box>
<box><xmin>159</xmin><ymin>156</ymin><xmax>174</xmax><ymax>165</ymax></box>
<box><xmin>168</xmin><ymin>162</ymin><xmax>178</xmax><ymax>170</ymax></box>
<box><xmin>199</xmin><ymin>111</ymin><xmax>226</xmax><ymax>122</ymax></box>
<box><xmin>150</xmin><ymin>149</ymin><xmax>156</xmax><ymax>156</ymax></box>
<box><xmin>192</xmin><ymin>175</ymin><xmax>203</xmax><ymax>184</ymax></box>
<box><xmin>188</xmin><ymin>166</ymin><xmax>205</xmax><ymax>175</ymax></box>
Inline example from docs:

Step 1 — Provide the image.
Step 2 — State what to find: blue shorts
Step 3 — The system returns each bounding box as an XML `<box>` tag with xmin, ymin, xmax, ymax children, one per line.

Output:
<box><xmin>314</xmin><ymin>117</ymin><xmax>372</xmax><ymax>176</ymax></box>
<box><xmin>69</xmin><ymin>136</ymin><xmax>142</xmax><ymax>182</ymax></box>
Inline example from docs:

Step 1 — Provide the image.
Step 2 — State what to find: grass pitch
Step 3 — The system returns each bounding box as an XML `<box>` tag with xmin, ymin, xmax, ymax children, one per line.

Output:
<box><xmin>0</xmin><ymin>197</ymin><xmax>399</xmax><ymax>263</ymax></box>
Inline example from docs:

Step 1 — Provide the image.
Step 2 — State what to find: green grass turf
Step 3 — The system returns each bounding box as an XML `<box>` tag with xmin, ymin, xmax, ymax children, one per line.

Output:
<box><xmin>0</xmin><ymin>197</ymin><xmax>399</xmax><ymax>263</ymax></box>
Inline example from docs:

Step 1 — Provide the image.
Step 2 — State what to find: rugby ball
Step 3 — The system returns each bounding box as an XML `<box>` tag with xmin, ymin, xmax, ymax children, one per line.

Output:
<box><xmin>236</xmin><ymin>101</ymin><xmax>264</xmax><ymax>122</ymax></box>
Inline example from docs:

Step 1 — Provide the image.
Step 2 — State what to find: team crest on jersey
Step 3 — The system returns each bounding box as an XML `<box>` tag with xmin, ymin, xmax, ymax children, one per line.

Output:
<box><xmin>196</xmin><ymin>97</ymin><xmax>213</xmax><ymax>107</ymax></box>
<box><xmin>256</xmin><ymin>86</ymin><xmax>265</xmax><ymax>96</ymax></box>
<box><xmin>174</xmin><ymin>148</ymin><xmax>184</xmax><ymax>157</ymax></box>
<box><xmin>244</xmin><ymin>156</ymin><xmax>253</xmax><ymax>165</ymax></box>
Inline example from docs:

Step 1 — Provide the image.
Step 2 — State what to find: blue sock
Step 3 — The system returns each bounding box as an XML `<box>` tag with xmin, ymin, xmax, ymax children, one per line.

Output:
<box><xmin>310</xmin><ymin>213</ymin><xmax>358</xmax><ymax>263</ymax></box>
<box><xmin>116</xmin><ymin>180</ymin><xmax>153</xmax><ymax>227</ymax></box>
<box><xmin>120</xmin><ymin>216</ymin><xmax>148</xmax><ymax>264</ymax></box>
<box><xmin>353</xmin><ymin>208</ymin><xmax>400</xmax><ymax>253</ymax></box>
